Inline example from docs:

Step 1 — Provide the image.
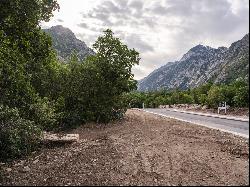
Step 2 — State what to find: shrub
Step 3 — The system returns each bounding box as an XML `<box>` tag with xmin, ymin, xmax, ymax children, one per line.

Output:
<box><xmin>233</xmin><ymin>86</ymin><xmax>249</xmax><ymax>107</ymax></box>
<box><xmin>0</xmin><ymin>105</ymin><xmax>42</xmax><ymax>161</ymax></box>
<box><xmin>198</xmin><ymin>94</ymin><xmax>207</xmax><ymax>106</ymax></box>
<box><xmin>206</xmin><ymin>86</ymin><xmax>225</xmax><ymax>108</ymax></box>
<box><xmin>29</xmin><ymin>97</ymin><xmax>62</xmax><ymax>131</ymax></box>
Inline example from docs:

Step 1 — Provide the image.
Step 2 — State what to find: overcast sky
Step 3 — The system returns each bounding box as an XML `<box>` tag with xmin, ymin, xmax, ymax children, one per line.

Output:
<box><xmin>41</xmin><ymin>0</ymin><xmax>249</xmax><ymax>80</ymax></box>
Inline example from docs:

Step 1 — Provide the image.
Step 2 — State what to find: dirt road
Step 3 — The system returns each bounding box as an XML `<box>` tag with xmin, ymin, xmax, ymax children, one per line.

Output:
<box><xmin>0</xmin><ymin>109</ymin><xmax>249</xmax><ymax>186</ymax></box>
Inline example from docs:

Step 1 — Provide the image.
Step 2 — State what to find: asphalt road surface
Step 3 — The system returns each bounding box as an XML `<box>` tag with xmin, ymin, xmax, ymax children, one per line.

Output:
<box><xmin>144</xmin><ymin>108</ymin><xmax>249</xmax><ymax>138</ymax></box>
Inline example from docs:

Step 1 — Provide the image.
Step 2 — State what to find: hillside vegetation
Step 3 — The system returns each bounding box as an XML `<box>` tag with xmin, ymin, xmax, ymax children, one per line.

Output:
<box><xmin>127</xmin><ymin>79</ymin><xmax>249</xmax><ymax>109</ymax></box>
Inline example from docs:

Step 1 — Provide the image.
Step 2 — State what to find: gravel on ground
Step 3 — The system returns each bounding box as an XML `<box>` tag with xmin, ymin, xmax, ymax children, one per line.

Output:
<box><xmin>0</xmin><ymin>109</ymin><xmax>248</xmax><ymax>186</ymax></box>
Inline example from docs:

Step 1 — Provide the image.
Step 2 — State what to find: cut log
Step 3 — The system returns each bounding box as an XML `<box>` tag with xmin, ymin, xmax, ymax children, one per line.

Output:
<box><xmin>42</xmin><ymin>132</ymin><xmax>79</xmax><ymax>143</ymax></box>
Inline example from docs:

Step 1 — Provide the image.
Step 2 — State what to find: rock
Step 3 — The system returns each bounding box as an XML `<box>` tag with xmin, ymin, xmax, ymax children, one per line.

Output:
<box><xmin>159</xmin><ymin>105</ymin><xmax>165</xmax><ymax>109</ymax></box>
<box><xmin>43</xmin><ymin>132</ymin><xmax>79</xmax><ymax>143</ymax></box>
<box><xmin>33</xmin><ymin>159</ymin><xmax>39</xmax><ymax>164</ymax></box>
<box><xmin>14</xmin><ymin>160</ymin><xmax>25</xmax><ymax>166</ymax></box>
<box><xmin>6</xmin><ymin>168</ymin><xmax>12</xmax><ymax>172</ymax></box>
<box><xmin>23</xmin><ymin>166</ymin><xmax>31</xmax><ymax>172</ymax></box>
<box><xmin>202</xmin><ymin>105</ymin><xmax>208</xmax><ymax>110</ymax></box>
<box><xmin>43</xmin><ymin>25</ymin><xmax>95</xmax><ymax>62</ymax></box>
<box><xmin>195</xmin><ymin>105</ymin><xmax>202</xmax><ymax>109</ymax></box>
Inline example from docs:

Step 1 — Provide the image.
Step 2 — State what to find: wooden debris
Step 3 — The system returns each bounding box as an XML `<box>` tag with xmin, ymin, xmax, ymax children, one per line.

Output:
<box><xmin>42</xmin><ymin>132</ymin><xmax>79</xmax><ymax>143</ymax></box>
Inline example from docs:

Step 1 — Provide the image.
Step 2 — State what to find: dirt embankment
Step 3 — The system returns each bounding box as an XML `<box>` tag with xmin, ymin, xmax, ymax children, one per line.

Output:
<box><xmin>0</xmin><ymin>110</ymin><xmax>249</xmax><ymax>186</ymax></box>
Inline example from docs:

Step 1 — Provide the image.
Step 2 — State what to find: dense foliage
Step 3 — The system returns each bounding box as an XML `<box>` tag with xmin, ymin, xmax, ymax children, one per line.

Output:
<box><xmin>0</xmin><ymin>1</ymin><xmax>139</xmax><ymax>160</ymax></box>
<box><xmin>0</xmin><ymin>105</ymin><xmax>42</xmax><ymax>160</ymax></box>
<box><xmin>60</xmin><ymin>30</ymin><xmax>139</xmax><ymax>126</ymax></box>
<box><xmin>126</xmin><ymin>79</ymin><xmax>249</xmax><ymax>109</ymax></box>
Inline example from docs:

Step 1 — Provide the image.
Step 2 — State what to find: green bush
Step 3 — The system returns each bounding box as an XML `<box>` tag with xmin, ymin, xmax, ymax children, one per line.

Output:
<box><xmin>29</xmin><ymin>97</ymin><xmax>62</xmax><ymax>131</ymax></box>
<box><xmin>0</xmin><ymin>105</ymin><xmax>42</xmax><ymax>160</ymax></box>
<box><xmin>206</xmin><ymin>86</ymin><xmax>225</xmax><ymax>108</ymax></box>
<box><xmin>233</xmin><ymin>86</ymin><xmax>249</xmax><ymax>107</ymax></box>
<box><xmin>198</xmin><ymin>94</ymin><xmax>207</xmax><ymax>106</ymax></box>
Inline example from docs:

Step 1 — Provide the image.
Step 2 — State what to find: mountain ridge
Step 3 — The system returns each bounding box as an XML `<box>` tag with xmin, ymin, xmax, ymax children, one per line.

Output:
<box><xmin>43</xmin><ymin>25</ymin><xmax>95</xmax><ymax>62</ymax></box>
<box><xmin>138</xmin><ymin>33</ymin><xmax>249</xmax><ymax>91</ymax></box>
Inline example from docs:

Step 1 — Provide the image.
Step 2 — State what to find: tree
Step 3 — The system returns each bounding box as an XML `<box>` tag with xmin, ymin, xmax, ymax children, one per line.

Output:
<box><xmin>61</xmin><ymin>29</ymin><xmax>140</xmax><ymax>124</ymax></box>
<box><xmin>0</xmin><ymin>0</ymin><xmax>60</xmax><ymax>159</ymax></box>
<box><xmin>89</xmin><ymin>29</ymin><xmax>140</xmax><ymax>122</ymax></box>
<box><xmin>191</xmin><ymin>89</ymin><xmax>199</xmax><ymax>104</ymax></box>
<box><xmin>181</xmin><ymin>93</ymin><xmax>193</xmax><ymax>104</ymax></box>
<box><xmin>207</xmin><ymin>86</ymin><xmax>225</xmax><ymax>108</ymax></box>
<box><xmin>198</xmin><ymin>94</ymin><xmax>207</xmax><ymax>106</ymax></box>
<box><xmin>0</xmin><ymin>0</ymin><xmax>60</xmax><ymax>99</ymax></box>
<box><xmin>0</xmin><ymin>0</ymin><xmax>59</xmax><ymax>39</ymax></box>
<box><xmin>233</xmin><ymin>86</ymin><xmax>249</xmax><ymax>107</ymax></box>
<box><xmin>231</xmin><ymin>78</ymin><xmax>249</xmax><ymax>107</ymax></box>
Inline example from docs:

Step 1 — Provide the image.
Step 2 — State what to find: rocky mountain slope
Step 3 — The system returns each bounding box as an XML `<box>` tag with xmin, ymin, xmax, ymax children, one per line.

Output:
<box><xmin>138</xmin><ymin>34</ymin><xmax>249</xmax><ymax>91</ymax></box>
<box><xmin>43</xmin><ymin>25</ymin><xmax>94</xmax><ymax>62</ymax></box>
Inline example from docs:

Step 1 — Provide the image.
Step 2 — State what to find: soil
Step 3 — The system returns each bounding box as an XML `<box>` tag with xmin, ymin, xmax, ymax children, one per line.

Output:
<box><xmin>0</xmin><ymin>109</ymin><xmax>249</xmax><ymax>186</ymax></box>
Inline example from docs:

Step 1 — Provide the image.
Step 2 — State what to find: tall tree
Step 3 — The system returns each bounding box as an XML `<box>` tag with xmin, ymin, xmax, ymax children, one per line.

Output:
<box><xmin>91</xmin><ymin>29</ymin><xmax>140</xmax><ymax>122</ymax></box>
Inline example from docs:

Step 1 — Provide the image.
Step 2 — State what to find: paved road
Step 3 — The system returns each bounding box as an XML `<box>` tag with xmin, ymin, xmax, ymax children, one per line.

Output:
<box><xmin>144</xmin><ymin>108</ymin><xmax>249</xmax><ymax>138</ymax></box>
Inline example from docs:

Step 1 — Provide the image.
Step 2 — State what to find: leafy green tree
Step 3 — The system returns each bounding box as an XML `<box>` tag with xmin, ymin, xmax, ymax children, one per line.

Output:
<box><xmin>0</xmin><ymin>0</ymin><xmax>59</xmax><ymax>39</ymax></box>
<box><xmin>233</xmin><ymin>86</ymin><xmax>249</xmax><ymax>107</ymax></box>
<box><xmin>0</xmin><ymin>0</ymin><xmax>60</xmax><ymax>160</ymax></box>
<box><xmin>190</xmin><ymin>89</ymin><xmax>199</xmax><ymax>104</ymax></box>
<box><xmin>181</xmin><ymin>93</ymin><xmax>193</xmax><ymax>104</ymax></box>
<box><xmin>0</xmin><ymin>31</ymin><xmax>37</xmax><ymax>116</ymax></box>
<box><xmin>171</xmin><ymin>90</ymin><xmax>180</xmax><ymax>104</ymax></box>
<box><xmin>61</xmin><ymin>29</ymin><xmax>140</xmax><ymax>124</ymax></box>
<box><xmin>89</xmin><ymin>29</ymin><xmax>140</xmax><ymax>122</ymax></box>
<box><xmin>197</xmin><ymin>81</ymin><xmax>213</xmax><ymax>95</ymax></box>
<box><xmin>207</xmin><ymin>86</ymin><xmax>225</xmax><ymax>108</ymax></box>
<box><xmin>198</xmin><ymin>94</ymin><xmax>207</xmax><ymax>106</ymax></box>
<box><xmin>0</xmin><ymin>0</ymin><xmax>60</xmax><ymax>99</ymax></box>
<box><xmin>124</xmin><ymin>92</ymin><xmax>145</xmax><ymax>108</ymax></box>
<box><xmin>230</xmin><ymin>79</ymin><xmax>249</xmax><ymax>107</ymax></box>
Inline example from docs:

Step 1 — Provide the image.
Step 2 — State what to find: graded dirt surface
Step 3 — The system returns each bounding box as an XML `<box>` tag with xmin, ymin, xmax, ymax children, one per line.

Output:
<box><xmin>0</xmin><ymin>109</ymin><xmax>249</xmax><ymax>186</ymax></box>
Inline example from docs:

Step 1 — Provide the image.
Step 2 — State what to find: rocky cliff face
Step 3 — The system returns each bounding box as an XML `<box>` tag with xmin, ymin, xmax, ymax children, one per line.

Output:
<box><xmin>43</xmin><ymin>25</ymin><xmax>95</xmax><ymax>62</ymax></box>
<box><xmin>213</xmin><ymin>34</ymin><xmax>249</xmax><ymax>84</ymax></box>
<box><xmin>138</xmin><ymin>34</ymin><xmax>249</xmax><ymax>91</ymax></box>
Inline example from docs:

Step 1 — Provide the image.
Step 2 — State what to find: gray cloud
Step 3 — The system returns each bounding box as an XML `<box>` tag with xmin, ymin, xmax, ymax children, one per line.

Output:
<box><xmin>77</xmin><ymin>23</ymin><xmax>88</xmax><ymax>29</ymax></box>
<box><xmin>165</xmin><ymin>0</ymin><xmax>249</xmax><ymax>41</ymax></box>
<box><xmin>124</xmin><ymin>34</ymin><xmax>154</xmax><ymax>53</ymax></box>
<box><xmin>76</xmin><ymin>0</ymin><xmax>248</xmax><ymax>79</ymax></box>
<box><xmin>57</xmin><ymin>19</ymin><xmax>64</xmax><ymax>22</ymax></box>
<box><xmin>129</xmin><ymin>0</ymin><xmax>144</xmax><ymax>10</ymax></box>
<box><xmin>80</xmin><ymin>0</ymin><xmax>157</xmax><ymax>28</ymax></box>
<box><xmin>76</xmin><ymin>33</ymin><xmax>99</xmax><ymax>47</ymax></box>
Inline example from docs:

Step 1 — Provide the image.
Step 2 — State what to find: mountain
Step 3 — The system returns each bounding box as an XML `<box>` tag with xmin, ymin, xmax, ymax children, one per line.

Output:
<box><xmin>138</xmin><ymin>34</ymin><xmax>249</xmax><ymax>91</ymax></box>
<box><xmin>43</xmin><ymin>25</ymin><xmax>95</xmax><ymax>62</ymax></box>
